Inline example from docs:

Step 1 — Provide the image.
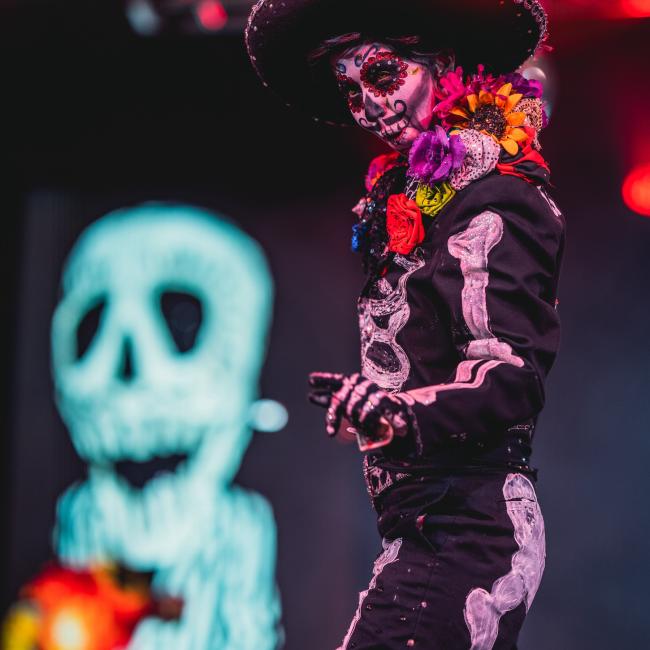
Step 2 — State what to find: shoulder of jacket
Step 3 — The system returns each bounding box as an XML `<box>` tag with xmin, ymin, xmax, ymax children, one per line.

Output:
<box><xmin>451</xmin><ymin>173</ymin><xmax>565</xmax><ymax>234</ymax></box>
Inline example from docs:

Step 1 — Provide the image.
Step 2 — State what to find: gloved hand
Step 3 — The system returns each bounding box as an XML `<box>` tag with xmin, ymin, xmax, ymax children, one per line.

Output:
<box><xmin>308</xmin><ymin>372</ymin><xmax>413</xmax><ymax>442</ymax></box>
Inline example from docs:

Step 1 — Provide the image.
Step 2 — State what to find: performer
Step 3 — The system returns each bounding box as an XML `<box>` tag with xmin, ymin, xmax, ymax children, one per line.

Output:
<box><xmin>247</xmin><ymin>1</ymin><xmax>564</xmax><ymax>648</ymax></box>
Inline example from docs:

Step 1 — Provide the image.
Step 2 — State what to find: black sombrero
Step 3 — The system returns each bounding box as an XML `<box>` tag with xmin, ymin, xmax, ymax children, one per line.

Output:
<box><xmin>246</xmin><ymin>0</ymin><xmax>549</xmax><ymax>126</ymax></box>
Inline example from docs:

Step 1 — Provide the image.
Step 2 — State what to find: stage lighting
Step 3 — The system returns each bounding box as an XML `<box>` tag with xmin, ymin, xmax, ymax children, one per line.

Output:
<box><xmin>125</xmin><ymin>0</ymin><xmax>253</xmax><ymax>36</ymax></box>
<box><xmin>125</xmin><ymin>0</ymin><xmax>163</xmax><ymax>36</ymax></box>
<box><xmin>195</xmin><ymin>0</ymin><xmax>228</xmax><ymax>31</ymax></box>
<box><xmin>623</xmin><ymin>165</ymin><xmax>650</xmax><ymax>217</ymax></box>
<box><xmin>620</xmin><ymin>0</ymin><xmax>650</xmax><ymax>18</ymax></box>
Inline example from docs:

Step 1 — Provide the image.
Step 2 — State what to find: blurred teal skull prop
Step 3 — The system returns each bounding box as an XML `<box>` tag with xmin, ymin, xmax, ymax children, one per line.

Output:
<box><xmin>52</xmin><ymin>204</ymin><xmax>284</xmax><ymax>648</ymax></box>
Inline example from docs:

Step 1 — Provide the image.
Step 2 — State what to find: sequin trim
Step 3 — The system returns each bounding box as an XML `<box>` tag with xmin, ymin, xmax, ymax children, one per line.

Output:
<box><xmin>463</xmin><ymin>473</ymin><xmax>546</xmax><ymax>649</ymax></box>
<box><xmin>514</xmin><ymin>0</ymin><xmax>549</xmax><ymax>46</ymax></box>
<box><xmin>449</xmin><ymin>130</ymin><xmax>501</xmax><ymax>191</ymax></box>
<box><xmin>516</xmin><ymin>98</ymin><xmax>545</xmax><ymax>150</ymax></box>
<box><xmin>245</xmin><ymin>0</ymin><xmax>267</xmax><ymax>78</ymax></box>
<box><xmin>362</xmin><ymin>456</ymin><xmax>409</xmax><ymax>499</ymax></box>
<box><xmin>247</xmin><ymin>0</ymin><xmax>549</xmax><ymax>58</ymax></box>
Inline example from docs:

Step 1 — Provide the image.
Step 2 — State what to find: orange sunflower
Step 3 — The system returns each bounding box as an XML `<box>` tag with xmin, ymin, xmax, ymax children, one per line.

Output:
<box><xmin>448</xmin><ymin>83</ymin><xmax>528</xmax><ymax>156</ymax></box>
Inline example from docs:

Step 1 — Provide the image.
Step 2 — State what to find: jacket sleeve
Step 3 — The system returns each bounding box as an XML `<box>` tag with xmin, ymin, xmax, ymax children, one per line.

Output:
<box><xmin>399</xmin><ymin>181</ymin><xmax>565</xmax><ymax>454</ymax></box>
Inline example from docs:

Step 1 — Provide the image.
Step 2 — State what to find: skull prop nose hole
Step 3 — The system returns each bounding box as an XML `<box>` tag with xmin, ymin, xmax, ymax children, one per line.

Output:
<box><xmin>75</xmin><ymin>296</ymin><xmax>107</xmax><ymax>360</ymax></box>
<box><xmin>118</xmin><ymin>337</ymin><xmax>136</xmax><ymax>383</ymax></box>
<box><xmin>159</xmin><ymin>290</ymin><xmax>204</xmax><ymax>354</ymax></box>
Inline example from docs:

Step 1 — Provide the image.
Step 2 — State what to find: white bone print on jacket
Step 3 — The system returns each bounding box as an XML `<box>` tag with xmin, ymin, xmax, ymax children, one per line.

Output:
<box><xmin>464</xmin><ymin>473</ymin><xmax>546</xmax><ymax>649</ymax></box>
<box><xmin>401</xmin><ymin>211</ymin><xmax>523</xmax><ymax>408</ymax></box>
<box><xmin>358</xmin><ymin>251</ymin><xmax>426</xmax><ymax>392</ymax></box>
<box><xmin>448</xmin><ymin>210</ymin><xmax>524</xmax><ymax>368</ymax></box>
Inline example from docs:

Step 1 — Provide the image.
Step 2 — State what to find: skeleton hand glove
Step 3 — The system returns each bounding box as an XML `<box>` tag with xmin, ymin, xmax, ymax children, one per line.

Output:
<box><xmin>308</xmin><ymin>372</ymin><xmax>413</xmax><ymax>441</ymax></box>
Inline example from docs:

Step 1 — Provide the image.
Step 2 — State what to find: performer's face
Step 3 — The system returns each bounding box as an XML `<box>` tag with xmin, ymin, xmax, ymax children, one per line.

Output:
<box><xmin>334</xmin><ymin>41</ymin><xmax>436</xmax><ymax>152</ymax></box>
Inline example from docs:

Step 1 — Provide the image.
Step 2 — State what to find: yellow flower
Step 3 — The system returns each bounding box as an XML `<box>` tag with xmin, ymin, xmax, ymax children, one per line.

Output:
<box><xmin>449</xmin><ymin>83</ymin><xmax>528</xmax><ymax>156</ymax></box>
<box><xmin>416</xmin><ymin>182</ymin><xmax>456</xmax><ymax>217</ymax></box>
<box><xmin>2</xmin><ymin>604</ymin><xmax>41</xmax><ymax>650</ymax></box>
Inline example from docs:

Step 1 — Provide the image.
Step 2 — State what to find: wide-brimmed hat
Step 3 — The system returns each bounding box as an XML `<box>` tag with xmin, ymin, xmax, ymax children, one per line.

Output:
<box><xmin>246</xmin><ymin>0</ymin><xmax>549</xmax><ymax>126</ymax></box>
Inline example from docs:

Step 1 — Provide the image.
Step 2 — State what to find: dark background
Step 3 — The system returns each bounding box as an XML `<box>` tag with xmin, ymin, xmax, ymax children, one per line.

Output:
<box><xmin>2</xmin><ymin>2</ymin><xmax>650</xmax><ymax>648</ymax></box>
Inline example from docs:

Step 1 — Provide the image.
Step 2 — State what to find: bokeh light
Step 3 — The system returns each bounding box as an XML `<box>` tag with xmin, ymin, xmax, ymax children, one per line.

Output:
<box><xmin>195</xmin><ymin>0</ymin><xmax>228</xmax><ymax>31</ymax></box>
<box><xmin>520</xmin><ymin>56</ymin><xmax>557</xmax><ymax>120</ymax></box>
<box><xmin>622</xmin><ymin>164</ymin><xmax>650</xmax><ymax>217</ymax></box>
<box><xmin>249</xmin><ymin>399</ymin><xmax>289</xmax><ymax>433</ymax></box>
<box><xmin>124</xmin><ymin>0</ymin><xmax>162</xmax><ymax>36</ymax></box>
<box><xmin>620</xmin><ymin>0</ymin><xmax>650</xmax><ymax>18</ymax></box>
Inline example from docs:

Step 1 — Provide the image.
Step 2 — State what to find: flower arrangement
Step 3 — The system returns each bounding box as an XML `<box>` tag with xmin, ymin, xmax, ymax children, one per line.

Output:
<box><xmin>386</xmin><ymin>194</ymin><xmax>425</xmax><ymax>255</ymax></box>
<box><xmin>408</xmin><ymin>125</ymin><xmax>466</xmax><ymax>187</ymax></box>
<box><xmin>436</xmin><ymin>66</ymin><xmax>547</xmax><ymax>156</ymax></box>
<box><xmin>447</xmin><ymin>81</ymin><xmax>528</xmax><ymax>155</ymax></box>
<box><xmin>1</xmin><ymin>564</ymin><xmax>182</xmax><ymax>650</ymax></box>
<box><xmin>365</xmin><ymin>151</ymin><xmax>402</xmax><ymax>192</ymax></box>
<box><xmin>352</xmin><ymin>66</ymin><xmax>550</xmax><ymax>263</ymax></box>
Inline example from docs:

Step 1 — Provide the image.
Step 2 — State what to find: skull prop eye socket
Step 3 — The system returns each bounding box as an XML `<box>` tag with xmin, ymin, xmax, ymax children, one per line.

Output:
<box><xmin>159</xmin><ymin>290</ymin><xmax>204</xmax><ymax>354</ymax></box>
<box><xmin>51</xmin><ymin>204</ymin><xmax>276</xmax><ymax>478</ymax></box>
<box><xmin>76</xmin><ymin>295</ymin><xmax>108</xmax><ymax>361</ymax></box>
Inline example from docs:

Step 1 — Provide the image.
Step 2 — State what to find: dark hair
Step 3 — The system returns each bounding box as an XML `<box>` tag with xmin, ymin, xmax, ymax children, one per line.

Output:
<box><xmin>308</xmin><ymin>32</ymin><xmax>455</xmax><ymax>77</ymax></box>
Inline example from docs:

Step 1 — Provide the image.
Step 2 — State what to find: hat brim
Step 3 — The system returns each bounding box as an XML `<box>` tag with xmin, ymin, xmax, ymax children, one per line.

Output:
<box><xmin>246</xmin><ymin>0</ymin><xmax>548</xmax><ymax>126</ymax></box>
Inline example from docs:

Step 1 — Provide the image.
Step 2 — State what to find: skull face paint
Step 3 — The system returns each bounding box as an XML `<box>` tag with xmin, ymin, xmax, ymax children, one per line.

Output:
<box><xmin>335</xmin><ymin>41</ymin><xmax>437</xmax><ymax>152</ymax></box>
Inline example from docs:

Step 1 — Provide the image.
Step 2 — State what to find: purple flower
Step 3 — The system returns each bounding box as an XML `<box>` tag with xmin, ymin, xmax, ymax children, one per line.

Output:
<box><xmin>408</xmin><ymin>126</ymin><xmax>466</xmax><ymax>186</ymax></box>
<box><xmin>502</xmin><ymin>72</ymin><xmax>544</xmax><ymax>99</ymax></box>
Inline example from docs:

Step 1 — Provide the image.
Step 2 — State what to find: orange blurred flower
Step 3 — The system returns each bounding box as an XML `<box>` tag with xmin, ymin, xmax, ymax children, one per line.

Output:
<box><xmin>3</xmin><ymin>564</ymin><xmax>157</xmax><ymax>650</ymax></box>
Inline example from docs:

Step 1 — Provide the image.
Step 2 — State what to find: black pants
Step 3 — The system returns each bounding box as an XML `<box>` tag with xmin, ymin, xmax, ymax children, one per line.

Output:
<box><xmin>336</xmin><ymin>470</ymin><xmax>545</xmax><ymax>650</ymax></box>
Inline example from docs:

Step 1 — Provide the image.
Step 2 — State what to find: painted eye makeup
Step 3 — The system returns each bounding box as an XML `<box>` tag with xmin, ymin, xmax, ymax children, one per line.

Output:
<box><xmin>337</xmin><ymin>73</ymin><xmax>364</xmax><ymax>114</ymax></box>
<box><xmin>360</xmin><ymin>51</ymin><xmax>409</xmax><ymax>98</ymax></box>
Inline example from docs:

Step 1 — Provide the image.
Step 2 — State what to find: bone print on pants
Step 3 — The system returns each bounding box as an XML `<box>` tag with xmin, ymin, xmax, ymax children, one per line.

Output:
<box><xmin>464</xmin><ymin>474</ymin><xmax>546</xmax><ymax>650</ymax></box>
<box><xmin>337</xmin><ymin>472</ymin><xmax>545</xmax><ymax>650</ymax></box>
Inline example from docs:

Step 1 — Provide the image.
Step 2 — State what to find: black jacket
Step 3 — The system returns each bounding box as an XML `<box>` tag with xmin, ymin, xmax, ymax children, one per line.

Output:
<box><xmin>358</xmin><ymin>167</ymin><xmax>565</xmax><ymax>477</ymax></box>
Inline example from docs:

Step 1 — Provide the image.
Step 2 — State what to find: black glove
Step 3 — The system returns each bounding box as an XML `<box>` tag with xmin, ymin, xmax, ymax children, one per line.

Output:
<box><xmin>308</xmin><ymin>371</ymin><xmax>413</xmax><ymax>440</ymax></box>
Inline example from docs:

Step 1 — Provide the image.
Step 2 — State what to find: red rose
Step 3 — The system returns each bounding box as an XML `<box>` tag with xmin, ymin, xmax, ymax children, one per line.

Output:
<box><xmin>386</xmin><ymin>193</ymin><xmax>425</xmax><ymax>255</ymax></box>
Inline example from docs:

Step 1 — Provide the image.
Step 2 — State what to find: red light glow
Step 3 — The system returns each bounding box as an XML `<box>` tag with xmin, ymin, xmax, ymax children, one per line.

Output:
<box><xmin>620</xmin><ymin>0</ymin><xmax>650</xmax><ymax>17</ymax></box>
<box><xmin>196</xmin><ymin>0</ymin><xmax>228</xmax><ymax>31</ymax></box>
<box><xmin>623</xmin><ymin>165</ymin><xmax>650</xmax><ymax>217</ymax></box>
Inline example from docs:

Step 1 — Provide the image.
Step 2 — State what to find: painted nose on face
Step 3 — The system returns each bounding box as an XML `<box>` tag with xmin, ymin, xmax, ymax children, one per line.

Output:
<box><xmin>364</xmin><ymin>93</ymin><xmax>386</xmax><ymax>124</ymax></box>
<box><xmin>117</xmin><ymin>337</ymin><xmax>136</xmax><ymax>383</ymax></box>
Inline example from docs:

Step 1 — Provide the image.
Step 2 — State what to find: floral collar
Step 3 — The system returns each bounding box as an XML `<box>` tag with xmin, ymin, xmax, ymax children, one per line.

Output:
<box><xmin>353</xmin><ymin>66</ymin><xmax>551</xmax><ymax>269</ymax></box>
